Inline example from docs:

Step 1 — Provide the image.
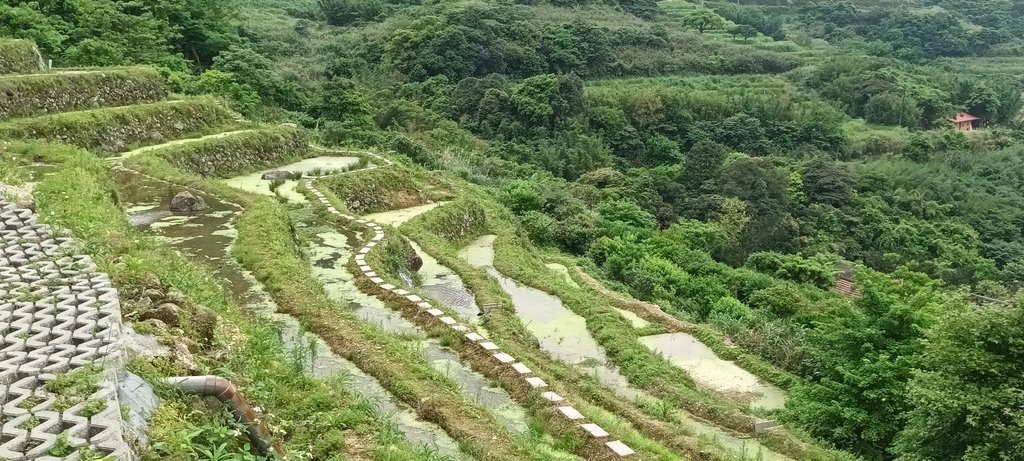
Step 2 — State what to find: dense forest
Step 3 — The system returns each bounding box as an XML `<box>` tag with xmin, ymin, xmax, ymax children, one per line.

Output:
<box><xmin>4</xmin><ymin>0</ymin><xmax>1024</xmax><ymax>459</ymax></box>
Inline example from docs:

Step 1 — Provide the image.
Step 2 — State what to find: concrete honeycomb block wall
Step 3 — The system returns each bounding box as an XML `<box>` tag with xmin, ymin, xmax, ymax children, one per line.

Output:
<box><xmin>0</xmin><ymin>201</ymin><xmax>131</xmax><ymax>460</ymax></box>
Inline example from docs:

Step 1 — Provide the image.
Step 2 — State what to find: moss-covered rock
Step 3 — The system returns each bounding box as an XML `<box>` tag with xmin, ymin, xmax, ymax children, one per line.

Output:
<box><xmin>0</xmin><ymin>97</ymin><xmax>239</xmax><ymax>154</ymax></box>
<box><xmin>0</xmin><ymin>67</ymin><xmax>167</xmax><ymax>120</ymax></box>
<box><xmin>157</xmin><ymin>125</ymin><xmax>309</xmax><ymax>177</ymax></box>
<box><xmin>0</xmin><ymin>39</ymin><xmax>42</xmax><ymax>75</ymax></box>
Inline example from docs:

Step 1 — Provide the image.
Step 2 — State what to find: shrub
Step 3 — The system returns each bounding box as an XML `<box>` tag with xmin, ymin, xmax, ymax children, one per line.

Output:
<box><xmin>711</xmin><ymin>296</ymin><xmax>752</xmax><ymax>321</ymax></box>
<box><xmin>747</xmin><ymin>284</ymin><xmax>808</xmax><ymax>319</ymax></box>
<box><xmin>0</xmin><ymin>67</ymin><xmax>166</xmax><ymax>120</ymax></box>
<box><xmin>0</xmin><ymin>39</ymin><xmax>41</xmax><ymax>74</ymax></box>
<box><xmin>519</xmin><ymin>210</ymin><xmax>555</xmax><ymax>245</ymax></box>
<box><xmin>499</xmin><ymin>179</ymin><xmax>544</xmax><ymax>213</ymax></box>
<box><xmin>745</xmin><ymin>251</ymin><xmax>838</xmax><ymax>289</ymax></box>
<box><xmin>0</xmin><ymin>97</ymin><xmax>238</xmax><ymax>154</ymax></box>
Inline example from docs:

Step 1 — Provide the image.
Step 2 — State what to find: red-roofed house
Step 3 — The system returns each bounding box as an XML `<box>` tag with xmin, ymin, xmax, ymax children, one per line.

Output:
<box><xmin>949</xmin><ymin>112</ymin><xmax>980</xmax><ymax>132</ymax></box>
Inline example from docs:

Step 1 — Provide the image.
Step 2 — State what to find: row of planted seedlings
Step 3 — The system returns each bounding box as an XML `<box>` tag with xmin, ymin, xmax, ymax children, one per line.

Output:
<box><xmin>300</xmin><ymin>171</ymin><xmax>669</xmax><ymax>461</ymax></box>
<box><xmin>8</xmin><ymin>140</ymin><xmax>454</xmax><ymax>461</ymax></box>
<box><xmin>120</xmin><ymin>142</ymin><xmax>576</xmax><ymax>461</ymax></box>
<box><xmin>387</xmin><ymin>173</ymin><xmax>855</xmax><ymax>461</ymax></box>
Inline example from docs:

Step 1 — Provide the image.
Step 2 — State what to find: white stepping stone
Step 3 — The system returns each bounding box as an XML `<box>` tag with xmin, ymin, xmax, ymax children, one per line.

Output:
<box><xmin>354</xmin><ymin>255</ymin><xmax>365</xmax><ymax>261</ymax></box>
<box><xmin>557</xmin><ymin>406</ymin><xmax>583</xmax><ymax>420</ymax></box>
<box><xmin>373</xmin><ymin>234</ymin><xmax>384</xmax><ymax>241</ymax></box>
<box><xmin>452</xmin><ymin>325</ymin><xmax>469</xmax><ymax>332</ymax></box>
<box><xmin>426</xmin><ymin>309</ymin><xmax>443</xmax><ymax>317</ymax></box>
<box><xmin>359</xmin><ymin>247</ymin><xmax>371</xmax><ymax>254</ymax></box>
<box><xmin>511</xmin><ymin>363</ymin><xmax>532</xmax><ymax>375</ymax></box>
<box><xmin>479</xmin><ymin>341</ymin><xmax>499</xmax><ymax>351</ymax></box>
<box><xmin>393</xmin><ymin>289</ymin><xmax>409</xmax><ymax>296</ymax></box>
<box><xmin>526</xmin><ymin>377</ymin><xmax>547</xmax><ymax>388</ymax></box>
<box><xmin>465</xmin><ymin>333</ymin><xmax>484</xmax><ymax>342</ymax></box>
<box><xmin>380</xmin><ymin>283</ymin><xmax>396</xmax><ymax>290</ymax></box>
<box><xmin>364</xmin><ymin>271</ymin><xmax>376</xmax><ymax>277</ymax></box>
<box><xmin>406</xmin><ymin>294</ymin><xmax>422</xmax><ymax>303</ymax></box>
<box><xmin>327</xmin><ymin>207</ymin><xmax>337</xmax><ymax>212</ymax></box>
<box><xmin>356</xmin><ymin>219</ymin><xmax>367</xmax><ymax>224</ymax></box>
<box><xmin>369</xmin><ymin>277</ymin><xmax>384</xmax><ymax>284</ymax></box>
<box><xmin>605</xmin><ymin>441</ymin><xmax>635</xmax><ymax>457</ymax></box>
<box><xmin>494</xmin><ymin>353</ymin><xmax>515</xmax><ymax>364</ymax></box>
<box><xmin>439</xmin><ymin>316</ymin><xmax>456</xmax><ymax>325</ymax></box>
<box><xmin>366</xmin><ymin>241</ymin><xmax>378</xmax><ymax>247</ymax></box>
<box><xmin>581</xmin><ymin>423</ymin><xmax>609</xmax><ymax>438</ymax></box>
<box><xmin>417</xmin><ymin>302</ymin><xmax>432</xmax><ymax>309</ymax></box>
<box><xmin>358</xmin><ymin>264</ymin><xmax>370</xmax><ymax>271</ymax></box>
<box><xmin>541</xmin><ymin>391</ymin><xmax>564</xmax><ymax>402</ymax></box>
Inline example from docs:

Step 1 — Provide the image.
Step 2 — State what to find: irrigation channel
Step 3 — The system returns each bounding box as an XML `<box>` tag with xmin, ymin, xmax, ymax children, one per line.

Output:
<box><xmin>111</xmin><ymin>156</ymin><xmax>531</xmax><ymax>460</ymax></box>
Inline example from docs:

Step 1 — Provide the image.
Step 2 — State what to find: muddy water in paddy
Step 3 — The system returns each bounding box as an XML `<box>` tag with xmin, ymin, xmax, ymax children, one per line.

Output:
<box><xmin>458</xmin><ymin>235</ymin><xmax>641</xmax><ymax>399</ymax></box>
<box><xmin>221</xmin><ymin>156</ymin><xmax>361</xmax><ymax>203</ymax></box>
<box><xmin>303</xmin><ymin>226</ymin><xmax>529</xmax><ymax>434</ymax></box>
<box><xmin>307</xmin><ymin>230</ymin><xmax>422</xmax><ymax>336</ymax></box>
<box><xmin>544</xmin><ymin>263</ymin><xmax>579</xmax><ymax>288</ymax></box>
<box><xmin>364</xmin><ymin>202</ymin><xmax>445</xmax><ymax>227</ymax></box>
<box><xmin>114</xmin><ymin>169</ymin><xmax>470</xmax><ymax>458</ymax></box>
<box><xmin>409</xmin><ymin>241</ymin><xmax>481</xmax><ymax>322</ymax></box>
<box><xmin>640</xmin><ymin>333</ymin><xmax>787</xmax><ymax>411</ymax></box>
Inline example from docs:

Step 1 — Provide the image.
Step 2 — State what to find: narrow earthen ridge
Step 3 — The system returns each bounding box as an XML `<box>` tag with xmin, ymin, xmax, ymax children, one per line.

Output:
<box><xmin>0</xmin><ymin>200</ymin><xmax>131</xmax><ymax>460</ymax></box>
<box><xmin>303</xmin><ymin>166</ymin><xmax>637</xmax><ymax>459</ymax></box>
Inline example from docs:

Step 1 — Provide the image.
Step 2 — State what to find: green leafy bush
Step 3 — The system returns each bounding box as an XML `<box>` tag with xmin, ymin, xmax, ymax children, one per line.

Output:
<box><xmin>0</xmin><ymin>67</ymin><xmax>166</xmax><ymax>120</ymax></box>
<box><xmin>0</xmin><ymin>39</ymin><xmax>41</xmax><ymax>74</ymax></box>
<box><xmin>0</xmin><ymin>97</ymin><xmax>238</xmax><ymax>154</ymax></box>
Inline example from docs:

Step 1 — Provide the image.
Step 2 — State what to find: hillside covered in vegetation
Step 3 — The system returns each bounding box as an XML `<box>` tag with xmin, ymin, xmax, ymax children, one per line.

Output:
<box><xmin>2</xmin><ymin>0</ymin><xmax>1023</xmax><ymax>460</ymax></box>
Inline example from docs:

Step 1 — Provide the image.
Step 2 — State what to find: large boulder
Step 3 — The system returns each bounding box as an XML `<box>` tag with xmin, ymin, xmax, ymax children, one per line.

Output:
<box><xmin>261</xmin><ymin>170</ymin><xmax>292</xmax><ymax>180</ymax></box>
<box><xmin>169</xmin><ymin>191</ymin><xmax>207</xmax><ymax>212</ymax></box>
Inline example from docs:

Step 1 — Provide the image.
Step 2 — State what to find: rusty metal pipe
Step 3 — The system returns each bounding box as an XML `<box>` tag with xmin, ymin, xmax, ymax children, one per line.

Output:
<box><xmin>164</xmin><ymin>376</ymin><xmax>284</xmax><ymax>459</ymax></box>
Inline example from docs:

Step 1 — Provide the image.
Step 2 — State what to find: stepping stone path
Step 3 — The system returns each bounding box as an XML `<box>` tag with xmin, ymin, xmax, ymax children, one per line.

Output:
<box><xmin>303</xmin><ymin>158</ymin><xmax>636</xmax><ymax>459</ymax></box>
<box><xmin>0</xmin><ymin>200</ymin><xmax>131</xmax><ymax>460</ymax></box>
